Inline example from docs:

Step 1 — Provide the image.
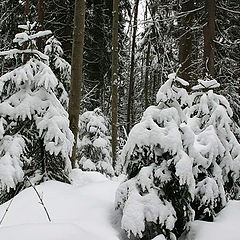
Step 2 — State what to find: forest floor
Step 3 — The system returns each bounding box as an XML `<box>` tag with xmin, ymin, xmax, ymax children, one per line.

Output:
<box><xmin>186</xmin><ymin>200</ymin><xmax>240</xmax><ymax>240</ymax></box>
<box><xmin>0</xmin><ymin>170</ymin><xmax>239</xmax><ymax>240</ymax></box>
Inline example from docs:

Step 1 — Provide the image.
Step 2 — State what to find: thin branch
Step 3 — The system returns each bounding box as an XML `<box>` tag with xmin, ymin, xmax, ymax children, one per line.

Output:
<box><xmin>26</xmin><ymin>177</ymin><xmax>51</xmax><ymax>222</ymax></box>
<box><xmin>217</xmin><ymin>5</ymin><xmax>240</xmax><ymax>14</ymax></box>
<box><xmin>147</xmin><ymin>5</ymin><xmax>205</xmax><ymax>23</ymax></box>
<box><xmin>0</xmin><ymin>196</ymin><xmax>15</xmax><ymax>225</ymax></box>
<box><xmin>0</xmin><ymin>184</ymin><xmax>23</xmax><ymax>225</ymax></box>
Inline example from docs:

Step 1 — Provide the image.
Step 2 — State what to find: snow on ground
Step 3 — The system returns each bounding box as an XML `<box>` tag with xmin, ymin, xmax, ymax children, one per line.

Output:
<box><xmin>187</xmin><ymin>200</ymin><xmax>240</xmax><ymax>240</ymax></box>
<box><xmin>0</xmin><ymin>170</ymin><xmax>123</xmax><ymax>240</ymax></box>
<box><xmin>1</xmin><ymin>170</ymin><xmax>240</xmax><ymax>240</ymax></box>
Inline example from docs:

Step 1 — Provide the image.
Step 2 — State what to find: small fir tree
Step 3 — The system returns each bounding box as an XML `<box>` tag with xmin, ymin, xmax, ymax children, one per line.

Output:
<box><xmin>115</xmin><ymin>74</ymin><xmax>240</xmax><ymax>239</ymax></box>
<box><xmin>44</xmin><ymin>36</ymin><xmax>71</xmax><ymax>107</ymax></box>
<box><xmin>115</xmin><ymin>74</ymin><xmax>195</xmax><ymax>240</ymax></box>
<box><xmin>0</xmin><ymin>22</ymin><xmax>74</xmax><ymax>202</ymax></box>
<box><xmin>78</xmin><ymin>108</ymin><xmax>114</xmax><ymax>177</ymax></box>
<box><xmin>182</xmin><ymin>78</ymin><xmax>240</xmax><ymax>220</ymax></box>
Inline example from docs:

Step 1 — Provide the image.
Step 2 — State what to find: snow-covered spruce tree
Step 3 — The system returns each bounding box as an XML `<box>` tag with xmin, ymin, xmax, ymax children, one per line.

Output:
<box><xmin>115</xmin><ymin>74</ymin><xmax>195</xmax><ymax>240</ymax></box>
<box><xmin>78</xmin><ymin>108</ymin><xmax>114</xmax><ymax>177</ymax></box>
<box><xmin>181</xmin><ymin>78</ymin><xmax>240</xmax><ymax>220</ymax></box>
<box><xmin>0</xmin><ymin>22</ymin><xmax>74</xmax><ymax>202</ymax></box>
<box><xmin>44</xmin><ymin>36</ymin><xmax>71</xmax><ymax>107</ymax></box>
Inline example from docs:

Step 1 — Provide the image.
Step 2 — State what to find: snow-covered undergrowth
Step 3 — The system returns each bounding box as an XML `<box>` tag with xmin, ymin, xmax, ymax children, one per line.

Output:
<box><xmin>1</xmin><ymin>170</ymin><xmax>240</xmax><ymax>240</ymax></box>
<box><xmin>78</xmin><ymin>108</ymin><xmax>114</xmax><ymax>177</ymax></box>
<box><xmin>115</xmin><ymin>74</ymin><xmax>240</xmax><ymax>240</ymax></box>
<box><xmin>0</xmin><ymin>170</ymin><xmax>121</xmax><ymax>240</ymax></box>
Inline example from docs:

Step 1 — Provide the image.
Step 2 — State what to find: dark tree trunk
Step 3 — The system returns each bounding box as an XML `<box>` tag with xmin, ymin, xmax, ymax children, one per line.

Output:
<box><xmin>178</xmin><ymin>0</ymin><xmax>194</xmax><ymax>88</ymax></box>
<box><xmin>23</xmin><ymin>0</ymin><xmax>30</xmax><ymax>63</ymax></box>
<box><xmin>152</xmin><ymin>70</ymin><xmax>157</xmax><ymax>105</ymax></box>
<box><xmin>68</xmin><ymin>0</ymin><xmax>86</xmax><ymax>169</ymax></box>
<box><xmin>126</xmin><ymin>0</ymin><xmax>139</xmax><ymax>134</ymax></box>
<box><xmin>37</xmin><ymin>0</ymin><xmax>45</xmax><ymax>51</ymax></box>
<box><xmin>144</xmin><ymin>42</ymin><xmax>151</xmax><ymax>109</ymax></box>
<box><xmin>111</xmin><ymin>0</ymin><xmax>119</xmax><ymax>170</ymax></box>
<box><xmin>203</xmin><ymin>0</ymin><xmax>216</xmax><ymax>77</ymax></box>
<box><xmin>24</xmin><ymin>0</ymin><xmax>29</xmax><ymax>22</ymax></box>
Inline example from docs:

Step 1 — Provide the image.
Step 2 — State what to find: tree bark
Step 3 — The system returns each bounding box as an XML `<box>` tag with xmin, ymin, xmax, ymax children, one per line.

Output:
<box><xmin>68</xmin><ymin>0</ymin><xmax>86</xmax><ymax>169</ymax></box>
<box><xmin>178</xmin><ymin>0</ymin><xmax>194</xmax><ymax>88</ymax></box>
<box><xmin>24</xmin><ymin>0</ymin><xmax>29</xmax><ymax>22</ymax></box>
<box><xmin>23</xmin><ymin>0</ymin><xmax>30</xmax><ymax>63</ymax></box>
<box><xmin>111</xmin><ymin>0</ymin><xmax>119</xmax><ymax>170</ymax></box>
<box><xmin>126</xmin><ymin>0</ymin><xmax>139</xmax><ymax>134</ymax></box>
<box><xmin>144</xmin><ymin>42</ymin><xmax>151</xmax><ymax>109</ymax></box>
<box><xmin>37</xmin><ymin>0</ymin><xmax>45</xmax><ymax>51</ymax></box>
<box><xmin>203</xmin><ymin>0</ymin><xmax>216</xmax><ymax>77</ymax></box>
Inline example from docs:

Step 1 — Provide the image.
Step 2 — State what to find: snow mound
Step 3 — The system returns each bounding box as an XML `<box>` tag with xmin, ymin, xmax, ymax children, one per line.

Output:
<box><xmin>0</xmin><ymin>172</ymin><xmax>121</xmax><ymax>240</ymax></box>
<box><xmin>69</xmin><ymin>169</ymin><xmax>108</xmax><ymax>186</ymax></box>
<box><xmin>0</xmin><ymin>223</ymin><xmax>102</xmax><ymax>240</ymax></box>
<box><xmin>188</xmin><ymin>200</ymin><xmax>240</xmax><ymax>240</ymax></box>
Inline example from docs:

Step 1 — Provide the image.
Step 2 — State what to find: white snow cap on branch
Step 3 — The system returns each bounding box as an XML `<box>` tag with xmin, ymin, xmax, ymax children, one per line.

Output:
<box><xmin>13</xmin><ymin>30</ymin><xmax>52</xmax><ymax>46</ymax></box>
<box><xmin>156</xmin><ymin>73</ymin><xmax>189</xmax><ymax>106</ymax></box>
<box><xmin>0</xmin><ymin>49</ymin><xmax>49</xmax><ymax>62</ymax></box>
<box><xmin>13</xmin><ymin>21</ymin><xmax>52</xmax><ymax>46</ymax></box>
<box><xmin>0</xmin><ymin>135</ymin><xmax>25</xmax><ymax>191</ymax></box>
<box><xmin>151</xmin><ymin>235</ymin><xmax>167</xmax><ymax>240</ymax></box>
<box><xmin>18</xmin><ymin>21</ymin><xmax>37</xmax><ymax>31</ymax></box>
<box><xmin>192</xmin><ymin>79</ymin><xmax>220</xmax><ymax>91</ymax></box>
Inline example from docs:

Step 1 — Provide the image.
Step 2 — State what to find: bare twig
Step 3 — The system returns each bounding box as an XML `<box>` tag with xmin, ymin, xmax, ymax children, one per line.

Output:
<box><xmin>0</xmin><ymin>184</ymin><xmax>23</xmax><ymax>225</ymax></box>
<box><xmin>26</xmin><ymin>177</ymin><xmax>51</xmax><ymax>222</ymax></box>
<box><xmin>0</xmin><ymin>195</ymin><xmax>15</xmax><ymax>225</ymax></box>
<box><xmin>217</xmin><ymin>5</ymin><xmax>240</xmax><ymax>14</ymax></box>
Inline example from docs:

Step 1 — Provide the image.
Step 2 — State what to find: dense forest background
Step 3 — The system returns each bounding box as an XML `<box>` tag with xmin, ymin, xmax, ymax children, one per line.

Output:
<box><xmin>1</xmin><ymin>0</ymin><xmax>239</xmax><ymax>129</ymax></box>
<box><xmin>0</xmin><ymin>1</ymin><xmax>240</xmax><ymax>240</ymax></box>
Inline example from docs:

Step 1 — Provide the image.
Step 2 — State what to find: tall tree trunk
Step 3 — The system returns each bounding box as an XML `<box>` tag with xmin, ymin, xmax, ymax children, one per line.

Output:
<box><xmin>152</xmin><ymin>70</ymin><xmax>156</xmax><ymax>105</ymax></box>
<box><xmin>38</xmin><ymin>0</ymin><xmax>45</xmax><ymax>174</ymax></box>
<box><xmin>111</xmin><ymin>0</ymin><xmax>119</xmax><ymax>170</ymax></box>
<box><xmin>126</xmin><ymin>0</ymin><xmax>139</xmax><ymax>134</ymax></box>
<box><xmin>68</xmin><ymin>0</ymin><xmax>86</xmax><ymax>169</ymax></box>
<box><xmin>24</xmin><ymin>0</ymin><xmax>29</xmax><ymax>22</ymax></box>
<box><xmin>61</xmin><ymin>1</ymin><xmax>74</xmax><ymax>61</ymax></box>
<box><xmin>203</xmin><ymin>0</ymin><xmax>216</xmax><ymax>77</ymax></box>
<box><xmin>38</xmin><ymin>0</ymin><xmax>45</xmax><ymax>175</ymax></box>
<box><xmin>178</xmin><ymin>0</ymin><xmax>194</xmax><ymax>88</ymax></box>
<box><xmin>144</xmin><ymin>42</ymin><xmax>151</xmax><ymax>109</ymax></box>
<box><xmin>23</xmin><ymin>0</ymin><xmax>30</xmax><ymax>63</ymax></box>
<box><xmin>37</xmin><ymin>0</ymin><xmax>45</xmax><ymax>51</ymax></box>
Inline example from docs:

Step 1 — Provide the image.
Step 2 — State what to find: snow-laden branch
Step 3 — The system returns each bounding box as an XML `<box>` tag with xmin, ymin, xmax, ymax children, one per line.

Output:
<box><xmin>0</xmin><ymin>49</ymin><xmax>49</xmax><ymax>62</ymax></box>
